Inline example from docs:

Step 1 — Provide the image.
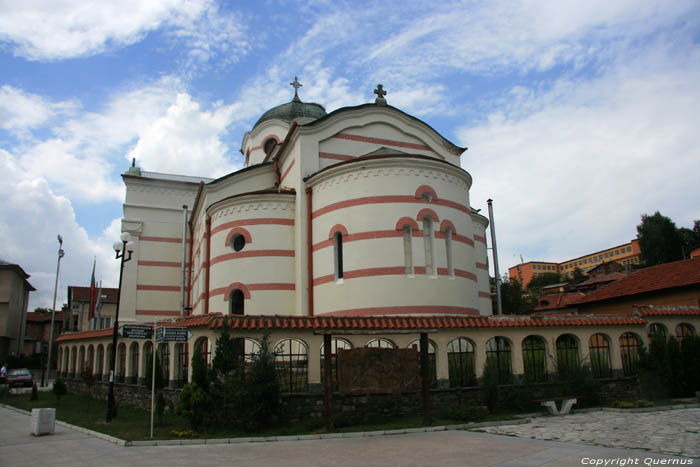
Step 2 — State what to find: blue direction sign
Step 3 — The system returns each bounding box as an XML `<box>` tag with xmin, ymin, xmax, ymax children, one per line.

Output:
<box><xmin>119</xmin><ymin>324</ymin><xmax>153</xmax><ymax>339</ymax></box>
<box><xmin>155</xmin><ymin>327</ymin><xmax>192</xmax><ymax>343</ymax></box>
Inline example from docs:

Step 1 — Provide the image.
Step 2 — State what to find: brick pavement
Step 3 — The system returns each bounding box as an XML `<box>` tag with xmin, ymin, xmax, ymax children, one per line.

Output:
<box><xmin>476</xmin><ymin>407</ymin><xmax>700</xmax><ymax>458</ymax></box>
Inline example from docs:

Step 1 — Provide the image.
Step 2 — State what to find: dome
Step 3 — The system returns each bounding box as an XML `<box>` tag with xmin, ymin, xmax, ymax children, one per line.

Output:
<box><xmin>253</xmin><ymin>97</ymin><xmax>326</xmax><ymax>129</ymax></box>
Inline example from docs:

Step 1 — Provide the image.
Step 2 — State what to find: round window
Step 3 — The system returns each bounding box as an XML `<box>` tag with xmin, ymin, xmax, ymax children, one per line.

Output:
<box><xmin>263</xmin><ymin>138</ymin><xmax>277</xmax><ymax>155</ymax></box>
<box><xmin>232</xmin><ymin>234</ymin><xmax>246</xmax><ymax>252</ymax></box>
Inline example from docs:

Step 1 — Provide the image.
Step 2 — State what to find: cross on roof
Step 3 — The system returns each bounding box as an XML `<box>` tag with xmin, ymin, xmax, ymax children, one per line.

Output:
<box><xmin>290</xmin><ymin>76</ymin><xmax>302</xmax><ymax>102</ymax></box>
<box><xmin>374</xmin><ymin>84</ymin><xmax>387</xmax><ymax>105</ymax></box>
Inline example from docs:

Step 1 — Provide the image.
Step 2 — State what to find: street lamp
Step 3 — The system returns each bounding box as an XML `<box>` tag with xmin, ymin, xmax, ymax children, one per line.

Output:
<box><xmin>106</xmin><ymin>232</ymin><xmax>134</xmax><ymax>422</ymax></box>
<box><xmin>43</xmin><ymin>235</ymin><xmax>64</xmax><ymax>387</ymax></box>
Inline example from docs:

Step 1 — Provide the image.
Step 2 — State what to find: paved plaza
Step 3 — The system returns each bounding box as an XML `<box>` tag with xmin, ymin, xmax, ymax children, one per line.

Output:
<box><xmin>477</xmin><ymin>407</ymin><xmax>700</xmax><ymax>459</ymax></box>
<box><xmin>0</xmin><ymin>405</ymin><xmax>697</xmax><ymax>467</ymax></box>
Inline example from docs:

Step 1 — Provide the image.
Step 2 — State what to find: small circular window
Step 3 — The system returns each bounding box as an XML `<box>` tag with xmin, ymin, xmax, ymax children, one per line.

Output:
<box><xmin>231</xmin><ymin>234</ymin><xmax>246</xmax><ymax>252</ymax></box>
<box><xmin>263</xmin><ymin>138</ymin><xmax>277</xmax><ymax>155</ymax></box>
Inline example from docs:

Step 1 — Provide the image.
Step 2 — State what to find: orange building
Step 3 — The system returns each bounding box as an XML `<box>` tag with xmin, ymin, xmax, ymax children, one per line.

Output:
<box><xmin>509</xmin><ymin>239</ymin><xmax>642</xmax><ymax>287</ymax></box>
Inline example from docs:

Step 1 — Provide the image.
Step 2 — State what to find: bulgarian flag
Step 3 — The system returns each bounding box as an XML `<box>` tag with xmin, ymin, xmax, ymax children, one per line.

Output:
<box><xmin>88</xmin><ymin>259</ymin><xmax>97</xmax><ymax>321</ymax></box>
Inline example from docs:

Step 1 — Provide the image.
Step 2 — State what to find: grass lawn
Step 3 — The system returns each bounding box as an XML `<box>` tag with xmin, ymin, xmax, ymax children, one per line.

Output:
<box><xmin>0</xmin><ymin>389</ymin><xmax>508</xmax><ymax>441</ymax></box>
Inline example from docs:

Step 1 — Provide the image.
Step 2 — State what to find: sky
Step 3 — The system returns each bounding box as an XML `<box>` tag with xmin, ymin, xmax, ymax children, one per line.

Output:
<box><xmin>1</xmin><ymin>0</ymin><xmax>699</xmax><ymax>310</ymax></box>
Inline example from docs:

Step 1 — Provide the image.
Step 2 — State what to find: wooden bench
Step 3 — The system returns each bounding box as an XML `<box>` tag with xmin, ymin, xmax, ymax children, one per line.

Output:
<box><xmin>534</xmin><ymin>396</ymin><xmax>578</xmax><ymax>415</ymax></box>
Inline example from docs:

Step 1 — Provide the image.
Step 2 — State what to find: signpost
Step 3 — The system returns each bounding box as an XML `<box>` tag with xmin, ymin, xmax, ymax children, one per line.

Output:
<box><xmin>119</xmin><ymin>324</ymin><xmax>153</xmax><ymax>340</ymax></box>
<box><xmin>150</xmin><ymin>326</ymin><xmax>192</xmax><ymax>438</ymax></box>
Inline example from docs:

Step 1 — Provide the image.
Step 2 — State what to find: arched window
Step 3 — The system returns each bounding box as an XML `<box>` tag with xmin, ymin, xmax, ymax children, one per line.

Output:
<box><xmin>408</xmin><ymin>339</ymin><xmax>437</xmax><ymax>388</ymax></box>
<box><xmin>403</xmin><ymin>225</ymin><xmax>413</xmax><ymax>275</ymax></box>
<box><xmin>95</xmin><ymin>345</ymin><xmax>104</xmax><ymax>379</ymax></box>
<box><xmin>194</xmin><ymin>337</ymin><xmax>210</xmax><ymax>368</ymax></box>
<box><xmin>619</xmin><ymin>333</ymin><xmax>642</xmax><ymax>376</ymax></box>
<box><xmin>320</xmin><ymin>338</ymin><xmax>352</xmax><ymax>390</ymax></box>
<box><xmin>675</xmin><ymin>323</ymin><xmax>696</xmax><ymax>343</ymax></box>
<box><xmin>588</xmin><ymin>334</ymin><xmax>612</xmax><ymax>378</ymax></box>
<box><xmin>87</xmin><ymin>345</ymin><xmax>94</xmax><ymax>374</ymax></box>
<box><xmin>70</xmin><ymin>347</ymin><xmax>77</xmax><ymax>377</ymax></box>
<box><xmin>230</xmin><ymin>289</ymin><xmax>245</xmax><ymax>315</ymax></box>
<box><xmin>263</xmin><ymin>137</ymin><xmax>277</xmax><ymax>156</ymax></box>
<box><xmin>129</xmin><ymin>342</ymin><xmax>139</xmax><ymax>381</ymax></box>
<box><xmin>159</xmin><ymin>343</ymin><xmax>170</xmax><ymax>384</ymax></box>
<box><xmin>447</xmin><ymin>338</ymin><xmax>476</xmax><ymax>387</ymax></box>
<box><xmin>445</xmin><ymin>227</ymin><xmax>454</xmax><ymax>277</ymax></box>
<box><xmin>647</xmin><ymin>323</ymin><xmax>667</xmax><ymax>344</ymax></box>
<box><xmin>231</xmin><ymin>234</ymin><xmax>246</xmax><ymax>252</ymax></box>
<box><xmin>366</xmin><ymin>338</ymin><xmax>395</xmax><ymax>349</ymax></box>
<box><xmin>141</xmin><ymin>341</ymin><xmax>153</xmax><ymax>385</ymax></box>
<box><xmin>556</xmin><ymin>334</ymin><xmax>579</xmax><ymax>377</ymax></box>
<box><xmin>78</xmin><ymin>346</ymin><xmax>85</xmax><ymax>375</ymax></box>
<box><xmin>522</xmin><ymin>336</ymin><xmax>547</xmax><ymax>382</ymax></box>
<box><xmin>117</xmin><ymin>343</ymin><xmax>126</xmax><ymax>382</ymax></box>
<box><xmin>486</xmin><ymin>337</ymin><xmax>512</xmax><ymax>384</ymax></box>
<box><xmin>274</xmin><ymin>339</ymin><xmax>308</xmax><ymax>393</ymax></box>
<box><xmin>334</xmin><ymin>231</ymin><xmax>343</xmax><ymax>279</ymax></box>
<box><xmin>176</xmin><ymin>343</ymin><xmax>188</xmax><ymax>387</ymax></box>
<box><xmin>423</xmin><ymin>217</ymin><xmax>434</xmax><ymax>276</ymax></box>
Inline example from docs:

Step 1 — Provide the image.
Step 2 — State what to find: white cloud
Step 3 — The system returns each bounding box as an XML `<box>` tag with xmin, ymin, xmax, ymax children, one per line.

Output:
<box><xmin>0</xmin><ymin>86</ymin><xmax>78</xmax><ymax>134</ymax></box>
<box><xmin>459</xmin><ymin>43</ymin><xmax>700</xmax><ymax>277</ymax></box>
<box><xmin>0</xmin><ymin>0</ymin><xmax>249</xmax><ymax>67</ymax></box>
<box><xmin>0</xmin><ymin>150</ymin><xmax>121</xmax><ymax>310</ymax></box>
<box><xmin>126</xmin><ymin>93</ymin><xmax>240</xmax><ymax>177</ymax></box>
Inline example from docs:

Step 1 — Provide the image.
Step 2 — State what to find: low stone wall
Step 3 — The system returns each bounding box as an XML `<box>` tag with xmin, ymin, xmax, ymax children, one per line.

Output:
<box><xmin>62</xmin><ymin>376</ymin><xmax>640</xmax><ymax>422</ymax></box>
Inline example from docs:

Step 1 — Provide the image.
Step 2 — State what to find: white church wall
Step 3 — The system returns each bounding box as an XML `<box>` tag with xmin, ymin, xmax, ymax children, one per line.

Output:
<box><xmin>242</xmin><ymin>120</ymin><xmax>288</xmax><ymax>167</ymax></box>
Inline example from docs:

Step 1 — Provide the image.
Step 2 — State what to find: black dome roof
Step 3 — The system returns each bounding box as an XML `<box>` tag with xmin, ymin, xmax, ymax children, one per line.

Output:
<box><xmin>253</xmin><ymin>98</ymin><xmax>326</xmax><ymax>129</ymax></box>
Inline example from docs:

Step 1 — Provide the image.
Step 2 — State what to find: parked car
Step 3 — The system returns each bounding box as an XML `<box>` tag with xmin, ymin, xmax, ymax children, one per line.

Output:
<box><xmin>7</xmin><ymin>368</ymin><xmax>33</xmax><ymax>388</ymax></box>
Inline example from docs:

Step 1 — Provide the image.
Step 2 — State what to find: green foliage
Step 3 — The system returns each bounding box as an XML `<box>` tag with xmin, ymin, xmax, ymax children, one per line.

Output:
<box><xmin>499</xmin><ymin>277</ymin><xmax>535</xmax><ymax>315</ymax></box>
<box><xmin>526</xmin><ymin>272</ymin><xmax>562</xmax><ymax>292</ymax></box>
<box><xmin>52</xmin><ymin>378</ymin><xmax>67</xmax><ymax>401</ymax></box>
<box><xmin>191</xmin><ymin>345</ymin><xmax>209</xmax><ymax>394</ymax></box>
<box><xmin>145</xmin><ymin>353</ymin><xmax>165</xmax><ymax>391</ymax></box>
<box><xmin>680</xmin><ymin>335</ymin><xmax>700</xmax><ymax>394</ymax></box>
<box><xmin>639</xmin><ymin>335</ymin><xmax>700</xmax><ymax>399</ymax></box>
<box><xmin>637</xmin><ymin>211</ymin><xmax>684</xmax><ymax>266</ymax></box>
<box><xmin>176</xmin><ymin>382</ymin><xmax>213</xmax><ymax>431</ymax></box>
<box><xmin>212</xmin><ymin>327</ymin><xmax>242</xmax><ymax>377</ymax></box>
<box><xmin>551</xmin><ymin>360</ymin><xmax>600</xmax><ymax>407</ymax></box>
<box><xmin>242</xmin><ymin>333</ymin><xmax>280</xmax><ymax>430</ymax></box>
<box><xmin>438</xmin><ymin>405</ymin><xmax>488</xmax><ymax>422</ymax></box>
<box><xmin>156</xmin><ymin>392</ymin><xmax>165</xmax><ymax>425</ymax></box>
<box><xmin>481</xmin><ymin>356</ymin><xmax>501</xmax><ymax>412</ymax></box>
<box><xmin>500</xmin><ymin>384</ymin><xmax>536</xmax><ymax>413</ymax></box>
<box><xmin>570</xmin><ymin>267</ymin><xmax>586</xmax><ymax>284</ymax></box>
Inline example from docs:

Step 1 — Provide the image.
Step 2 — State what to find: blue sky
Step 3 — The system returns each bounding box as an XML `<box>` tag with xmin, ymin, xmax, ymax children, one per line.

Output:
<box><xmin>1</xmin><ymin>0</ymin><xmax>699</xmax><ymax>309</ymax></box>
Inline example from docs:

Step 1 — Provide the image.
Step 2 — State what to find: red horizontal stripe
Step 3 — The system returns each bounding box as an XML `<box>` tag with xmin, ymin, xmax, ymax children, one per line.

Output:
<box><xmin>313</xmin><ymin>266</ymin><xmax>477</xmax><ymax>284</ymax></box>
<box><xmin>479</xmin><ymin>291</ymin><xmax>492</xmax><ymax>299</ymax></box>
<box><xmin>140</xmin><ymin>236</ymin><xmax>184</xmax><ymax>243</ymax></box>
<box><xmin>474</xmin><ymin>235</ymin><xmax>487</xmax><ymax>244</ymax></box>
<box><xmin>138</xmin><ymin>260</ymin><xmax>181</xmax><ymax>268</ymax></box>
<box><xmin>312</xmin><ymin>230</ymin><xmax>403</xmax><ymax>251</ymax></box>
<box><xmin>211</xmin><ymin>218</ymin><xmax>294</xmax><ymax>236</ymax></box>
<box><xmin>325</xmin><ymin>306</ymin><xmax>480</xmax><ymax>317</ymax></box>
<box><xmin>209</xmin><ymin>283</ymin><xmax>295</xmax><ymax>297</ymax></box>
<box><xmin>135</xmin><ymin>310</ymin><xmax>181</xmax><ymax>316</ymax></box>
<box><xmin>319</xmin><ymin>152</ymin><xmax>354</xmax><ymax>161</ymax></box>
<box><xmin>333</xmin><ymin>133</ymin><xmax>432</xmax><ymax>151</ymax></box>
<box><xmin>137</xmin><ymin>285</ymin><xmax>182</xmax><ymax>291</ymax></box>
<box><xmin>312</xmin><ymin>195</ymin><xmax>469</xmax><ymax>219</ymax></box>
<box><xmin>454</xmin><ymin>234</ymin><xmax>474</xmax><ymax>246</ymax></box>
<box><xmin>476</xmin><ymin>262</ymin><xmax>488</xmax><ymax>270</ymax></box>
<box><xmin>210</xmin><ymin>249</ymin><xmax>295</xmax><ymax>266</ymax></box>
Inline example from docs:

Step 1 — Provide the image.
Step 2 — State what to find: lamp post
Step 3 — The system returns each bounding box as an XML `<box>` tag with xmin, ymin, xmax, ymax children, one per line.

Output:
<box><xmin>106</xmin><ymin>232</ymin><xmax>134</xmax><ymax>422</ymax></box>
<box><xmin>43</xmin><ymin>235</ymin><xmax>64</xmax><ymax>387</ymax></box>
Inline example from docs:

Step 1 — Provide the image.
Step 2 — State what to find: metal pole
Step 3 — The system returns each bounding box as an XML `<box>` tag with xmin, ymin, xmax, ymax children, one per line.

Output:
<box><xmin>44</xmin><ymin>235</ymin><xmax>64</xmax><ymax>387</ymax></box>
<box><xmin>487</xmin><ymin>199</ymin><xmax>503</xmax><ymax>315</ymax></box>
<box><xmin>150</xmin><ymin>325</ymin><xmax>157</xmax><ymax>438</ymax></box>
<box><xmin>106</xmin><ymin>240</ymin><xmax>127</xmax><ymax>422</ymax></box>
<box><xmin>181</xmin><ymin>205</ymin><xmax>187</xmax><ymax>319</ymax></box>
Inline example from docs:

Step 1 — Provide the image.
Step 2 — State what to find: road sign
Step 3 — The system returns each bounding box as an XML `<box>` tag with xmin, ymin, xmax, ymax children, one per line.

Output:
<box><xmin>119</xmin><ymin>324</ymin><xmax>153</xmax><ymax>339</ymax></box>
<box><xmin>155</xmin><ymin>327</ymin><xmax>192</xmax><ymax>343</ymax></box>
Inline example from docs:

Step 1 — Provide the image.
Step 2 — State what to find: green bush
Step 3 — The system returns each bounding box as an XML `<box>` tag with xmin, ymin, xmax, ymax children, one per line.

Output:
<box><xmin>481</xmin><ymin>356</ymin><xmax>501</xmax><ymax>412</ymax></box>
<box><xmin>176</xmin><ymin>382</ymin><xmax>213</xmax><ymax>431</ymax></box>
<box><xmin>191</xmin><ymin>345</ymin><xmax>209</xmax><ymax>394</ymax></box>
<box><xmin>639</xmin><ymin>335</ymin><xmax>700</xmax><ymax>398</ymax></box>
<box><xmin>52</xmin><ymin>378</ymin><xmax>67</xmax><ymax>402</ymax></box>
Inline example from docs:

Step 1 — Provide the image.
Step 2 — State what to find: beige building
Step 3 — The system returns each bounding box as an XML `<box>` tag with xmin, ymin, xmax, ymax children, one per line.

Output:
<box><xmin>0</xmin><ymin>260</ymin><xmax>35</xmax><ymax>361</ymax></box>
<box><xmin>54</xmin><ymin>83</ymin><xmax>700</xmax><ymax>392</ymax></box>
<box><xmin>67</xmin><ymin>286</ymin><xmax>119</xmax><ymax>332</ymax></box>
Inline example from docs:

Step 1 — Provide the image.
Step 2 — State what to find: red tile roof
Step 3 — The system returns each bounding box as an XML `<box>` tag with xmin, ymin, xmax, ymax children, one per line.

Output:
<box><xmin>535</xmin><ymin>292</ymin><xmax>586</xmax><ymax>312</ymax></box>
<box><xmin>573</xmin><ymin>257</ymin><xmax>700</xmax><ymax>305</ymax></box>
<box><xmin>68</xmin><ymin>286</ymin><xmax>119</xmax><ymax>303</ymax></box>
<box><xmin>577</xmin><ymin>272</ymin><xmax>627</xmax><ymax>287</ymax></box>
<box><xmin>632</xmin><ymin>305</ymin><xmax>700</xmax><ymax>317</ymax></box>
<box><xmin>26</xmin><ymin>311</ymin><xmax>70</xmax><ymax>323</ymax></box>
<box><xmin>54</xmin><ymin>312</ymin><xmax>647</xmax><ymax>343</ymax></box>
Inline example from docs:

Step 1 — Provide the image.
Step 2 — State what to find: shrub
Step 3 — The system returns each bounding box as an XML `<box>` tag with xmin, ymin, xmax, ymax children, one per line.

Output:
<box><xmin>52</xmin><ymin>378</ymin><xmax>67</xmax><ymax>403</ymax></box>
<box><xmin>176</xmin><ymin>382</ymin><xmax>213</xmax><ymax>431</ymax></box>
<box><xmin>242</xmin><ymin>333</ymin><xmax>280</xmax><ymax>430</ymax></box>
<box><xmin>156</xmin><ymin>392</ymin><xmax>165</xmax><ymax>426</ymax></box>
<box><xmin>481</xmin><ymin>356</ymin><xmax>501</xmax><ymax>412</ymax></box>
<box><xmin>191</xmin><ymin>345</ymin><xmax>209</xmax><ymax>394</ymax></box>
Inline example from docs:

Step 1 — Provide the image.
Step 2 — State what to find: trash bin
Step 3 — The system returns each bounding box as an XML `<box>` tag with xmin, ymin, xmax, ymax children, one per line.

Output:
<box><xmin>30</xmin><ymin>408</ymin><xmax>55</xmax><ymax>436</ymax></box>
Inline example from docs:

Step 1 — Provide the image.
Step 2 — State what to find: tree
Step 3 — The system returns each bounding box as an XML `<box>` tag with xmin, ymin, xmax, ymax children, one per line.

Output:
<box><xmin>499</xmin><ymin>277</ymin><xmax>535</xmax><ymax>315</ymax></box>
<box><xmin>570</xmin><ymin>267</ymin><xmax>586</xmax><ymax>284</ymax></box>
<box><xmin>637</xmin><ymin>211</ymin><xmax>683</xmax><ymax>266</ymax></box>
<box><xmin>526</xmin><ymin>272</ymin><xmax>562</xmax><ymax>292</ymax></box>
<box><xmin>678</xmin><ymin>220</ymin><xmax>700</xmax><ymax>258</ymax></box>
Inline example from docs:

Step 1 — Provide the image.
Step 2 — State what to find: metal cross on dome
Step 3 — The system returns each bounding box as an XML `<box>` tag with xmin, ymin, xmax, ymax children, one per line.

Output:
<box><xmin>290</xmin><ymin>76</ymin><xmax>302</xmax><ymax>101</ymax></box>
<box><xmin>374</xmin><ymin>84</ymin><xmax>387</xmax><ymax>105</ymax></box>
